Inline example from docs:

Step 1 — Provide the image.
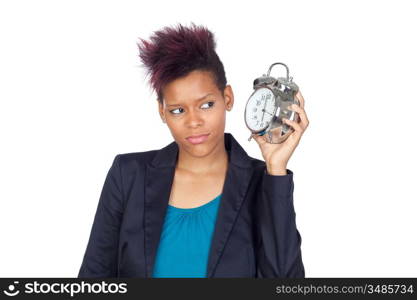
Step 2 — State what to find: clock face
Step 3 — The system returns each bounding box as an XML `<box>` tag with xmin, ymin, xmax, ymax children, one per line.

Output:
<box><xmin>245</xmin><ymin>87</ymin><xmax>277</xmax><ymax>131</ymax></box>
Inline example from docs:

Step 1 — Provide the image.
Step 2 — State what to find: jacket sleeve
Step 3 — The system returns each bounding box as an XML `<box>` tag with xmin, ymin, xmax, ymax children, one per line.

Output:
<box><xmin>255</xmin><ymin>168</ymin><xmax>305</xmax><ymax>278</ymax></box>
<box><xmin>78</xmin><ymin>155</ymin><xmax>124</xmax><ymax>278</ymax></box>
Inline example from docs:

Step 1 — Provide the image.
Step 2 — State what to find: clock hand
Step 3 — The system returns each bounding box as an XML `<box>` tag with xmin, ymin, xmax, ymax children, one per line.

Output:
<box><xmin>262</xmin><ymin>109</ymin><xmax>274</xmax><ymax>116</ymax></box>
<box><xmin>261</xmin><ymin>98</ymin><xmax>267</xmax><ymax>122</ymax></box>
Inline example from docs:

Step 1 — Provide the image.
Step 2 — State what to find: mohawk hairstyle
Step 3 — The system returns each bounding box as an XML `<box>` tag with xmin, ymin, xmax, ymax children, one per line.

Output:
<box><xmin>137</xmin><ymin>23</ymin><xmax>227</xmax><ymax>103</ymax></box>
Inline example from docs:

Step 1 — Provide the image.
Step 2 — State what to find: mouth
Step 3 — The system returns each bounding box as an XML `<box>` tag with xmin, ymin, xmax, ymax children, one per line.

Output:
<box><xmin>185</xmin><ymin>133</ymin><xmax>210</xmax><ymax>145</ymax></box>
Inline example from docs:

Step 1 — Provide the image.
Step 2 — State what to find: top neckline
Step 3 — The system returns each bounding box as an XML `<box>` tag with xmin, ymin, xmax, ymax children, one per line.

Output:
<box><xmin>168</xmin><ymin>194</ymin><xmax>222</xmax><ymax>212</ymax></box>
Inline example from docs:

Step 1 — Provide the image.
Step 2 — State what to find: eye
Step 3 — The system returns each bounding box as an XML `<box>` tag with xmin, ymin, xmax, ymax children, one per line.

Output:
<box><xmin>169</xmin><ymin>108</ymin><xmax>184</xmax><ymax>115</ymax></box>
<box><xmin>201</xmin><ymin>101</ymin><xmax>215</xmax><ymax>109</ymax></box>
<box><xmin>169</xmin><ymin>101</ymin><xmax>214</xmax><ymax>115</ymax></box>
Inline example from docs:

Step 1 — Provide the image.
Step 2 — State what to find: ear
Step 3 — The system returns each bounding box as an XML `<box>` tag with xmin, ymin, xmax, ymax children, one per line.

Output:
<box><xmin>223</xmin><ymin>85</ymin><xmax>234</xmax><ymax>111</ymax></box>
<box><xmin>158</xmin><ymin>99</ymin><xmax>166</xmax><ymax>123</ymax></box>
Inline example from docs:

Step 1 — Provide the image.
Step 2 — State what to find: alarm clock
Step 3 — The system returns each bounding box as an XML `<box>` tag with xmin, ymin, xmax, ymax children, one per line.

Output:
<box><xmin>244</xmin><ymin>62</ymin><xmax>300</xmax><ymax>144</ymax></box>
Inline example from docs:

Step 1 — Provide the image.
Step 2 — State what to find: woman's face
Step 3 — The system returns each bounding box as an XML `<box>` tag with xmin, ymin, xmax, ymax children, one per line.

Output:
<box><xmin>158</xmin><ymin>70</ymin><xmax>234</xmax><ymax>158</ymax></box>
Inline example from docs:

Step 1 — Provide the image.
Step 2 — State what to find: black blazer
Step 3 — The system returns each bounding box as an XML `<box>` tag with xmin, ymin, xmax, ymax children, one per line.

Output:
<box><xmin>78</xmin><ymin>132</ymin><xmax>305</xmax><ymax>278</ymax></box>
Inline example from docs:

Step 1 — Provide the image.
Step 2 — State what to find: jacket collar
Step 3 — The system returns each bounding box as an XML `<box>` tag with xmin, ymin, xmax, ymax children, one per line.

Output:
<box><xmin>144</xmin><ymin>132</ymin><xmax>255</xmax><ymax>277</ymax></box>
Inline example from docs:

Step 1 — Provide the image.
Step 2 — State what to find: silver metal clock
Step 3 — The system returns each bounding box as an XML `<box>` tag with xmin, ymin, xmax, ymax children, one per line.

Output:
<box><xmin>244</xmin><ymin>62</ymin><xmax>300</xmax><ymax>144</ymax></box>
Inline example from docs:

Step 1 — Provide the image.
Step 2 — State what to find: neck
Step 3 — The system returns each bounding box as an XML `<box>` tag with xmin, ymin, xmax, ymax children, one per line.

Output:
<box><xmin>176</xmin><ymin>138</ymin><xmax>228</xmax><ymax>175</ymax></box>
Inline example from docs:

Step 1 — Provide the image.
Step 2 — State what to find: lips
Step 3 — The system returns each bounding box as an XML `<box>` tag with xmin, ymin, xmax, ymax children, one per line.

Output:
<box><xmin>186</xmin><ymin>133</ymin><xmax>210</xmax><ymax>145</ymax></box>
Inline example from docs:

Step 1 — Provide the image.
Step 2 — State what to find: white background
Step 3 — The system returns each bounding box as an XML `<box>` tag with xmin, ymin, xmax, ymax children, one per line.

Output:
<box><xmin>0</xmin><ymin>0</ymin><xmax>416</xmax><ymax>277</ymax></box>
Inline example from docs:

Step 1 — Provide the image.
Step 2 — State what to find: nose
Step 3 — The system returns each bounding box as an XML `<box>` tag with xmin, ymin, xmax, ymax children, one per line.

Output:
<box><xmin>185</xmin><ymin>108</ymin><xmax>204</xmax><ymax>128</ymax></box>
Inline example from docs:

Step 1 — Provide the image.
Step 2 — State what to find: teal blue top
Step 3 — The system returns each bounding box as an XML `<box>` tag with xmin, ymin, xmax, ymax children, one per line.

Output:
<box><xmin>152</xmin><ymin>194</ymin><xmax>222</xmax><ymax>278</ymax></box>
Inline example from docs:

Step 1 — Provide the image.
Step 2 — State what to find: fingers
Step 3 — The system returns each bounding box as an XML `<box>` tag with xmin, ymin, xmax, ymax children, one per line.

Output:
<box><xmin>288</xmin><ymin>103</ymin><xmax>309</xmax><ymax>131</ymax></box>
<box><xmin>283</xmin><ymin>118</ymin><xmax>303</xmax><ymax>134</ymax></box>
<box><xmin>295</xmin><ymin>90</ymin><xmax>305</xmax><ymax>109</ymax></box>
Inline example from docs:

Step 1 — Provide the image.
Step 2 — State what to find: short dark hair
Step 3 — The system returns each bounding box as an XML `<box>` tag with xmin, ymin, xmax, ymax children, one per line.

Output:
<box><xmin>137</xmin><ymin>23</ymin><xmax>227</xmax><ymax>104</ymax></box>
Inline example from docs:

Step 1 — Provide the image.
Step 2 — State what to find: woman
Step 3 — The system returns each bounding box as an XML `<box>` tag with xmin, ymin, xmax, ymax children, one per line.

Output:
<box><xmin>78</xmin><ymin>23</ymin><xmax>309</xmax><ymax>278</ymax></box>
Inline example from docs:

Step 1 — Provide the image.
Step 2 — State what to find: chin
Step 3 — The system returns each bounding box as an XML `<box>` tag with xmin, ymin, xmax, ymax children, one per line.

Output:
<box><xmin>183</xmin><ymin>143</ymin><xmax>213</xmax><ymax>157</ymax></box>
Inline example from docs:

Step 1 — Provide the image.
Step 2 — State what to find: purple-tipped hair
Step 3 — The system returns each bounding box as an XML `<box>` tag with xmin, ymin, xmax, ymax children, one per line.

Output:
<box><xmin>137</xmin><ymin>23</ymin><xmax>227</xmax><ymax>103</ymax></box>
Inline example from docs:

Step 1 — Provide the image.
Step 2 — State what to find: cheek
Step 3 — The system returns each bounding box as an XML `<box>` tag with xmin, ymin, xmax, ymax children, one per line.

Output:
<box><xmin>165</xmin><ymin>120</ymin><xmax>182</xmax><ymax>137</ymax></box>
<box><xmin>209</xmin><ymin>108</ymin><xmax>226</xmax><ymax>128</ymax></box>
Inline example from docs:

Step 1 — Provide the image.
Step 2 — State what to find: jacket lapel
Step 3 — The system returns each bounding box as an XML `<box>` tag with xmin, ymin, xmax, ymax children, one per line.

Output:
<box><xmin>144</xmin><ymin>132</ymin><xmax>254</xmax><ymax>277</ymax></box>
<box><xmin>144</xmin><ymin>140</ymin><xmax>177</xmax><ymax>278</ymax></box>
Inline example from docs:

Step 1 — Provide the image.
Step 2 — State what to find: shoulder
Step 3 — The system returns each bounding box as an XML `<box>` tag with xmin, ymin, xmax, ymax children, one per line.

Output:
<box><xmin>117</xmin><ymin>150</ymin><xmax>158</xmax><ymax>165</ymax></box>
<box><xmin>108</xmin><ymin>149</ymin><xmax>159</xmax><ymax>174</ymax></box>
<box><xmin>244</xmin><ymin>155</ymin><xmax>294</xmax><ymax>177</ymax></box>
<box><xmin>248</xmin><ymin>156</ymin><xmax>266</xmax><ymax>169</ymax></box>
<box><xmin>244</xmin><ymin>154</ymin><xmax>267</xmax><ymax>176</ymax></box>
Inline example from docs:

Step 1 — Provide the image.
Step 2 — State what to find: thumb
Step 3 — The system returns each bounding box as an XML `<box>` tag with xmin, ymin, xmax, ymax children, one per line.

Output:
<box><xmin>252</xmin><ymin>133</ymin><xmax>267</xmax><ymax>146</ymax></box>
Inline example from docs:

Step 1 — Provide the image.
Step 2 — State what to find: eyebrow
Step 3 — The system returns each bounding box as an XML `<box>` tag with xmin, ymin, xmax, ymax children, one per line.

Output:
<box><xmin>166</xmin><ymin>93</ymin><xmax>214</xmax><ymax>107</ymax></box>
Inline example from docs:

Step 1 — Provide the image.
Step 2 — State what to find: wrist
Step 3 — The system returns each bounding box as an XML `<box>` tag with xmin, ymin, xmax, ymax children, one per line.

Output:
<box><xmin>266</xmin><ymin>163</ymin><xmax>287</xmax><ymax>175</ymax></box>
